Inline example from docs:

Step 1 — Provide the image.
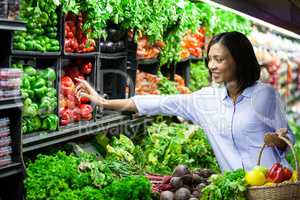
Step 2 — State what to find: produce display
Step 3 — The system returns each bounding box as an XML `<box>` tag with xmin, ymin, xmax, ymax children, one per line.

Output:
<box><xmin>189</xmin><ymin>61</ymin><xmax>210</xmax><ymax>92</ymax></box>
<box><xmin>141</xmin><ymin>122</ymin><xmax>219</xmax><ymax>175</ymax></box>
<box><xmin>13</xmin><ymin>0</ymin><xmax>60</xmax><ymax>52</ymax></box>
<box><xmin>64</xmin><ymin>13</ymin><xmax>96</xmax><ymax>53</ymax></box>
<box><xmin>13</xmin><ymin>63</ymin><xmax>59</xmax><ymax>134</ymax></box>
<box><xmin>25</xmin><ymin>151</ymin><xmax>152</xmax><ymax>200</ymax></box>
<box><xmin>180</xmin><ymin>28</ymin><xmax>205</xmax><ymax>60</ymax></box>
<box><xmin>135</xmin><ymin>70</ymin><xmax>191</xmax><ymax>95</ymax></box>
<box><xmin>137</xmin><ymin>35</ymin><xmax>165</xmax><ymax>60</ymax></box>
<box><xmin>59</xmin><ymin>60</ymin><xmax>94</xmax><ymax>126</ymax></box>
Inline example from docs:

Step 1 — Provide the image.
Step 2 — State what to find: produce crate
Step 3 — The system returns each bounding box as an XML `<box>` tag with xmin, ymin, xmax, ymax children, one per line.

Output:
<box><xmin>10</xmin><ymin>56</ymin><xmax>60</xmax><ymax>135</ymax></box>
<box><xmin>99</xmin><ymin>57</ymin><xmax>127</xmax><ymax>99</ymax></box>
<box><xmin>11</xmin><ymin>6</ymin><xmax>61</xmax><ymax>56</ymax></box>
<box><xmin>59</xmin><ymin>58</ymin><xmax>97</xmax><ymax>128</ymax></box>
<box><xmin>62</xmin><ymin>13</ymin><xmax>99</xmax><ymax>57</ymax></box>
<box><xmin>137</xmin><ymin>58</ymin><xmax>160</xmax><ymax>75</ymax></box>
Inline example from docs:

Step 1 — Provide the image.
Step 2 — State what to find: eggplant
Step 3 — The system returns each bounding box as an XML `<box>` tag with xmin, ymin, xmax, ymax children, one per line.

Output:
<box><xmin>107</xmin><ymin>27</ymin><xmax>126</xmax><ymax>42</ymax></box>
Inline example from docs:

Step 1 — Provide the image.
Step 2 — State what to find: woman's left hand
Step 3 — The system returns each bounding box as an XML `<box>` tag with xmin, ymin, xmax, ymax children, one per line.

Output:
<box><xmin>264</xmin><ymin>128</ymin><xmax>288</xmax><ymax>150</ymax></box>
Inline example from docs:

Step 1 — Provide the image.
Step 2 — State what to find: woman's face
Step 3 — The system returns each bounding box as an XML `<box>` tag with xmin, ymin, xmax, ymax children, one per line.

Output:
<box><xmin>208</xmin><ymin>43</ymin><xmax>236</xmax><ymax>83</ymax></box>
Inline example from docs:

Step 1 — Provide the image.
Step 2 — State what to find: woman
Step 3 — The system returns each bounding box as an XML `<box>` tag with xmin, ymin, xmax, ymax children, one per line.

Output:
<box><xmin>75</xmin><ymin>31</ymin><xmax>295</xmax><ymax>172</ymax></box>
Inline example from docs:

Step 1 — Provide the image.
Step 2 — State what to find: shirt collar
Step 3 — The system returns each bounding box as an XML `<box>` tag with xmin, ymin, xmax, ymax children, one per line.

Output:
<box><xmin>221</xmin><ymin>81</ymin><xmax>259</xmax><ymax>101</ymax></box>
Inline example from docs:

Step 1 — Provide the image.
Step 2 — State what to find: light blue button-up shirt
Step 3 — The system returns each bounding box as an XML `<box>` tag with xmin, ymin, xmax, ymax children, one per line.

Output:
<box><xmin>131</xmin><ymin>81</ymin><xmax>295</xmax><ymax>172</ymax></box>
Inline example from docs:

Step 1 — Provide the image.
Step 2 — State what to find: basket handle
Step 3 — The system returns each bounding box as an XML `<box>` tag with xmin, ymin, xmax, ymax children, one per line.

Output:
<box><xmin>257</xmin><ymin>133</ymin><xmax>299</xmax><ymax>182</ymax></box>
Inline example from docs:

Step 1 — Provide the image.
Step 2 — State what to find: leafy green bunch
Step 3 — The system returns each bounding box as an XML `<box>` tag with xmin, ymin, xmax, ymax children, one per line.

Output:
<box><xmin>201</xmin><ymin>169</ymin><xmax>247</xmax><ymax>200</ymax></box>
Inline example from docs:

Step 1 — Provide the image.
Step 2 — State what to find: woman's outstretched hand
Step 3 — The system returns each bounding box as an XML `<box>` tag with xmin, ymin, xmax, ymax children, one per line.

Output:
<box><xmin>75</xmin><ymin>78</ymin><xmax>105</xmax><ymax>105</ymax></box>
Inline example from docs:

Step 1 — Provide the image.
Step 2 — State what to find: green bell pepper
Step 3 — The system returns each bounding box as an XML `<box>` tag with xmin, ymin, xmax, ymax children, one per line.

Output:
<box><xmin>22</xmin><ymin>89</ymin><xmax>34</xmax><ymax>99</ymax></box>
<box><xmin>21</xmin><ymin>75</ymin><xmax>31</xmax><ymax>89</ymax></box>
<box><xmin>46</xmin><ymin>88</ymin><xmax>56</xmax><ymax>97</ymax></box>
<box><xmin>23</xmin><ymin>117</ymin><xmax>34</xmax><ymax>133</ymax></box>
<box><xmin>34</xmin><ymin>86</ymin><xmax>48</xmax><ymax>99</ymax></box>
<box><xmin>33</xmin><ymin>77</ymin><xmax>46</xmax><ymax>89</ymax></box>
<box><xmin>24</xmin><ymin>66</ymin><xmax>37</xmax><ymax>76</ymax></box>
<box><xmin>48</xmin><ymin>46</ymin><xmax>59</xmax><ymax>52</ymax></box>
<box><xmin>27</xmin><ymin>76</ymin><xmax>36</xmax><ymax>86</ymax></box>
<box><xmin>40</xmin><ymin>68</ymin><xmax>56</xmax><ymax>82</ymax></box>
<box><xmin>22</xmin><ymin>119</ymin><xmax>27</xmax><ymax>134</ymax></box>
<box><xmin>25</xmin><ymin>41</ymin><xmax>34</xmax><ymax>51</ymax></box>
<box><xmin>14</xmin><ymin>42</ymin><xmax>26</xmax><ymax>50</ymax></box>
<box><xmin>42</xmin><ymin>114</ymin><xmax>58</xmax><ymax>131</ymax></box>
<box><xmin>31</xmin><ymin>116</ymin><xmax>41</xmax><ymax>131</ymax></box>
<box><xmin>23</xmin><ymin>103</ymin><xmax>38</xmax><ymax>117</ymax></box>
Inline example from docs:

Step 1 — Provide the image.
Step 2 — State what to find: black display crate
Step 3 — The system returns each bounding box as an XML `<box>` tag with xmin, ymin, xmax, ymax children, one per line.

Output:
<box><xmin>62</xmin><ymin>14</ymin><xmax>100</xmax><ymax>57</ymax></box>
<box><xmin>99</xmin><ymin>56</ymin><xmax>127</xmax><ymax>99</ymax></box>
<box><xmin>59</xmin><ymin>57</ymin><xmax>97</xmax><ymax>128</ymax></box>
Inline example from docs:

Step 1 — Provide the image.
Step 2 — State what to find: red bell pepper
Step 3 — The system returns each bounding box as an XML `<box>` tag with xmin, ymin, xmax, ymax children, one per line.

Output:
<box><xmin>60</xmin><ymin>118</ymin><xmax>69</xmax><ymax>126</ymax></box>
<box><xmin>80</xmin><ymin>104</ymin><xmax>93</xmax><ymax>120</ymax></box>
<box><xmin>80</xmin><ymin>96</ymin><xmax>90</xmax><ymax>103</ymax></box>
<box><xmin>80</xmin><ymin>104</ymin><xmax>93</xmax><ymax>113</ymax></box>
<box><xmin>80</xmin><ymin>62</ymin><xmax>93</xmax><ymax>75</ymax></box>
<box><xmin>267</xmin><ymin>163</ymin><xmax>292</xmax><ymax>183</ymax></box>
<box><xmin>59</xmin><ymin>108</ymin><xmax>71</xmax><ymax>120</ymax></box>
<box><xmin>71</xmin><ymin>107</ymin><xmax>81</xmax><ymax>122</ymax></box>
<box><xmin>283</xmin><ymin>167</ymin><xmax>293</xmax><ymax>181</ymax></box>
<box><xmin>61</xmin><ymin>76</ymin><xmax>75</xmax><ymax>95</ymax></box>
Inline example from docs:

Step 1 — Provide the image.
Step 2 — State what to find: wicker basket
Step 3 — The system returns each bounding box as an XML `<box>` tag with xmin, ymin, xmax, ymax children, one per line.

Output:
<box><xmin>246</xmin><ymin>135</ymin><xmax>300</xmax><ymax>200</ymax></box>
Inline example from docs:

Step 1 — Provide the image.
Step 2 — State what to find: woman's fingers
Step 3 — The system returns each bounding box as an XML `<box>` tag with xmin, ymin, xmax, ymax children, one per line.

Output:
<box><xmin>264</xmin><ymin>132</ymin><xmax>276</xmax><ymax>147</ymax></box>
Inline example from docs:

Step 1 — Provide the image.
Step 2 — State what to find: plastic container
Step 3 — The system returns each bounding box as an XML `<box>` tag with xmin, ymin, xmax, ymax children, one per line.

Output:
<box><xmin>0</xmin><ymin>117</ymin><xmax>9</xmax><ymax>128</ymax></box>
<box><xmin>0</xmin><ymin>136</ymin><xmax>11</xmax><ymax>147</ymax></box>
<box><xmin>0</xmin><ymin>127</ymin><xmax>10</xmax><ymax>137</ymax></box>
<box><xmin>0</xmin><ymin>146</ymin><xmax>12</xmax><ymax>157</ymax></box>
<box><xmin>0</xmin><ymin>0</ymin><xmax>7</xmax><ymax>19</ymax></box>
<box><xmin>0</xmin><ymin>155</ymin><xmax>12</xmax><ymax>167</ymax></box>
<box><xmin>0</xmin><ymin>78</ymin><xmax>21</xmax><ymax>89</ymax></box>
<box><xmin>0</xmin><ymin>89</ymin><xmax>20</xmax><ymax>98</ymax></box>
<box><xmin>0</xmin><ymin>68</ymin><xmax>22</xmax><ymax>79</ymax></box>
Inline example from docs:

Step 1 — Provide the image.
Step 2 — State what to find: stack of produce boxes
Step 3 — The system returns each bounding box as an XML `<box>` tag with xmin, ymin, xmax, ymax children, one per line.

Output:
<box><xmin>0</xmin><ymin>117</ymin><xmax>12</xmax><ymax>167</ymax></box>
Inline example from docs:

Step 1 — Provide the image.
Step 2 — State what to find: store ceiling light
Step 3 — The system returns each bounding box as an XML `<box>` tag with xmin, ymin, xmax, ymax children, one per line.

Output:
<box><xmin>200</xmin><ymin>0</ymin><xmax>300</xmax><ymax>40</ymax></box>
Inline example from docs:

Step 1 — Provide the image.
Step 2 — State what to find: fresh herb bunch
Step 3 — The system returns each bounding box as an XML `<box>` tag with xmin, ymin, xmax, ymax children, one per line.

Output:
<box><xmin>189</xmin><ymin>60</ymin><xmax>210</xmax><ymax>91</ymax></box>
<box><xmin>158</xmin><ymin>75</ymin><xmax>180</xmax><ymax>95</ymax></box>
<box><xmin>142</xmin><ymin>122</ymin><xmax>219</xmax><ymax>174</ymax></box>
<box><xmin>201</xmin><ymin>169</ymin><xmax>247</xmax><ymax>200</ymax></box>
<box><xmin>25</xmin><ymin>151</ymin><xmax>147</xmax><ymax>199</ymax></box>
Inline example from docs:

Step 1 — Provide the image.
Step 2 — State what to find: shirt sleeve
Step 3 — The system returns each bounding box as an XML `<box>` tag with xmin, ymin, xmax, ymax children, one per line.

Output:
<box><xmin>131</xmin><ymin>93</ymin><xmax>196</xmax><ymax>122</ymax></box>
<box><xmin>252</xmin><ymin>84</ymin><xmax>295</xmax><ymax>158</ymax></box>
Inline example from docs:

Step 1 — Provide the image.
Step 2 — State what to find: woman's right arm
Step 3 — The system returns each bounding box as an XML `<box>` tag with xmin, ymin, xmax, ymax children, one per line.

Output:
<box><xmin>75</xmin><ymin>78</ymin><xmax>138</xmax><ymax>112</ymax></box>
<box><xmin>75</xmin><ymin>78</ymin><xmax>198</xmax><ymax>122</ymax></box>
